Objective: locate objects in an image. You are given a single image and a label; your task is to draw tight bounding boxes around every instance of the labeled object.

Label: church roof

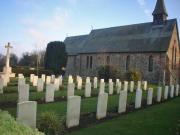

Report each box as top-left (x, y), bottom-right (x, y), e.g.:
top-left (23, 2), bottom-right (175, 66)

top-left (64, 19), bottom-right (177, 55)
top-left (152, 0), bottom-right (168, 16)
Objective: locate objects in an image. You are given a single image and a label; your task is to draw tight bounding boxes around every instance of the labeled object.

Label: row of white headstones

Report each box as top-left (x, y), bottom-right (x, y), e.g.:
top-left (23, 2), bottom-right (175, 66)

top-left (1, 74), bottom-right (180, 129)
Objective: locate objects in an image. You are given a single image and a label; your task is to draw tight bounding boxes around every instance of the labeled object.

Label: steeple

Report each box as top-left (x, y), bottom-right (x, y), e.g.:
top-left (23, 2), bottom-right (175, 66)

top-left (152, 0), bottom-right (168, 24)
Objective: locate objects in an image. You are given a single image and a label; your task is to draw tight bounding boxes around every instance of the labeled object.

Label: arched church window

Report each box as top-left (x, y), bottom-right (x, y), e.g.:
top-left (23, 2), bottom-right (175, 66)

top-left (126, 55), bottom-right (130, 71)
top-left (86, 56), bottom-right (89, 69)
top-left (107, 56), bottom-right (110, 65)
top-left (148, 56), bottom-right (153, 72)
top-left (90, 56), bottom-right (93, 69)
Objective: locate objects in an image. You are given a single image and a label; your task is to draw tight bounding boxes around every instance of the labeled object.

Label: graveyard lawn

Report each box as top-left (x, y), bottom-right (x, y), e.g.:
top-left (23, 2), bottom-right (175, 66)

top-left (67, 97), bottom-right (180, 135)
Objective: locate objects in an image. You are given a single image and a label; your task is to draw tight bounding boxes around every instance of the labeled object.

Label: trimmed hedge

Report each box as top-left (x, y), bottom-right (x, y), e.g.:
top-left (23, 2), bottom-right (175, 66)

top-left (0, 110), bottom-right (43, 135)
top-left (12, 66), bottom-right (53, 77)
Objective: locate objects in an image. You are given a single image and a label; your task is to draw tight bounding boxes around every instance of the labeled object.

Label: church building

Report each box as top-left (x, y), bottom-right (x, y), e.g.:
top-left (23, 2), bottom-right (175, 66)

top-left (64, 0), bottom-right (180, 84)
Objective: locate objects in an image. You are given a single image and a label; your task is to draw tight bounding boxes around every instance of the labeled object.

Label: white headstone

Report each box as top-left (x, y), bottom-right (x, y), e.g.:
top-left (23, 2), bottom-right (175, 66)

top-left (45, 84), bottom-right (55, 102)
top-left (170, 85), bottom-right (174, 98)
top-left (18, 84), bottom-right (29, 103)
top-left (18, 74), bottom-right (24, 79)
top-left (164, 86), bottom-right (169, 100)
top-left (54, 78), bottom-right (60, 91)
top-left (37, 78), bottom-right (44, 92)
top-left (51, 75), bottom-right (55, 83)
top-left (46, 76), bottom-right (51, 84)
top-left (17, 101), bottom-right (37, 128)
top-left (85, 82), bottom-right (91, 97)
top-left (116, 79), bottom-right (120, 87)
top-left (96, 93), bottom-right (108, 120)
top-left (1, 75), bottom-right (9, 86)
top-left (67, 83), bottom-right (75, 97)
top-left (175, 84), bottom-right (179, 96)
top-left (99, 81), bottom-right (105, 94)
top-left (135, 89), bottom-right (142, 109)
top-left (68, 75), bottom-right (73, 84)
top-left (118, 90), bottom-right (127, 113)
top-left (18, 78), bottom-right (26, 88)
top-left (33, 76), bottom-right (38, 86)
top-left (77, 77), bottom-right (82, 90)
top-left (59, 75), bottom-right (63, 87)
top-left (0, 78), bottom-right (4, 94)
top-left (143, 81), bottom-right (148, 90)
top-left (130, 81), bottom-right (134, 92)
top-left (41, 74), bottom-right (46, 82)
top-left (109, 80), bottom-right (114, 95)
top-left (93, 77), bottom-right (98, 89)
top-left (116, 81), bottom-right (122, 94)
top-left (137, 81), bottom-right (141, 90)
top-left (124, 81), bottom-right (128, 91)
top-left (30, 74), bottom-right (34, 83)
top-left (66, 96), bottom-right (81, 128)
top-left (157, 87), bottom-right (162, 102)
top-left (147, 88), bottom-right (153, 105)
top-left (86, 77), bottom-right (91, 83)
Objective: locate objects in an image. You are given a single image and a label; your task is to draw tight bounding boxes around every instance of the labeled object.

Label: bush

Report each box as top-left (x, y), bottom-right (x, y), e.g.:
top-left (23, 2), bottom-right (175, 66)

top-left (97, 65), bottom-right (121, 82)
top-left (38, 112), bottom-right (65, 135)
top-left (12, 66), bottom-right (53, 77)
top-left (0, 110), bottom-right (43, 135)
top-left (126, 70), bottom-right (142, 81)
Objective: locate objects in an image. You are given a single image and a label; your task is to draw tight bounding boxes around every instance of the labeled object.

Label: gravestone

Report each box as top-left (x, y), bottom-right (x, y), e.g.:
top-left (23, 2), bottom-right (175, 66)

top-left (124, 81), bottom-right (128, 91)
top-left (18, 78), bottom-right (26, 88)
top-left (17, 101), bottom-right (37, 128)
top-left (86, 77), bottom-right (91, 83)
top-left (116, 79), bottom-right (120, 87)
top-left (51, 75), bottom-right (55, 83)
top-left (1, 75), bottom-right (9, 87)
top-left (67, 83), bottom-right (75, 97)
top-left (147, 88), bottom-right (153, 105)
top-left (46, 76), bottom-right (51, 84)
top-left (37, 78), bottom-right (44, 92)
top-left (135, 89), bottom-right (142, 109)
top-left (164, 86), bottom-right (169, 100)
top-left (45, 84), bottom-right (55, 102)
top-left (0, 78), bottom-right (4, 94)
top-left (96, 93), bottom-right (108, 120)
top-left (109, 79), bottom-right (114, 95)
top-left (66, 96), bottom-right (81, 128)
top-left (18, 84), bottom-right (29, 103)
top-left (77, 77), bottom-right (82, 90)
top-left (68, 75), bottom-right (73, 84)
top-left (54, 78), bottom-right (60, 91)
top-left (143, 81), bottom-right (148, 90)
top-left (116, 81), bottom-right (122, 94)
top-left (157, 87), bottom-right (162, 102)
top-left (18, 74), bottom-right (24, 79)
top-left (99, 81), bottom-right (105, 94)
top-left (30, 74), bottom-right (34, 83)
top-left (33, 76), bottom-right (38, 86)
top-left (59, 75), bottom-right (63, 87)
top-left (85, 82), bottom-right (91, 97)
top-left (170, 85), bottom-right (175, 98)
top-left (130, 81), bottom-right (134, 92)
top-left (41, 74), bottom-right (46, 82)
top-left (93, 77), bottom-right (98, 89)
top-left (137, 81), bottom-right (141, 89)
top-left (118, 90), bottom-right (127, 113)
top-left (175, 84), bottom-right (179, 96)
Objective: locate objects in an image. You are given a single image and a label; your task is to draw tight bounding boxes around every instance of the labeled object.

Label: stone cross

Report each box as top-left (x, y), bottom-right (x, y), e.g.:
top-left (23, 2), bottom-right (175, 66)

top-left (5, 42), bottom-right (13, 68)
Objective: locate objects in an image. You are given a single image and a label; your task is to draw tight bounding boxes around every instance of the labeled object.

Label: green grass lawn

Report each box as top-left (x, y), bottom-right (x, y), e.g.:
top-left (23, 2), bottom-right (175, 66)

top-left (1, 77), bottom-right (177, 135)
top-left (67, 97), bottom-right (180, 135)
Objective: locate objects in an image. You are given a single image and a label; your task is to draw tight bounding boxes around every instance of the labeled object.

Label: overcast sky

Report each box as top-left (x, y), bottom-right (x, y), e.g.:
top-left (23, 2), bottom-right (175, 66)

top-left (0, 0), bottom-right (180, 57)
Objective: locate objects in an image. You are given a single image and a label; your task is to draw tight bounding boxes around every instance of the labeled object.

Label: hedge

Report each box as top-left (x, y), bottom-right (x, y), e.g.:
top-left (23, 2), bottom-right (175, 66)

top-left (0, 110), bottom-right (43, 135)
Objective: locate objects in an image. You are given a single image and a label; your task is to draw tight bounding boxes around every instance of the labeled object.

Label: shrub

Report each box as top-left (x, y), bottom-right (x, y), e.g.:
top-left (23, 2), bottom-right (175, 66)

top-left (126, 70), bottom-right (142, 81)
top-left (12, 66), bottom-right (53, 77)
top-left (0, 110), bottom-right (43, 135)
top-left (97, 65), bottom-right (121, 82)
top-left (38, 111), bottom-right (65, 135)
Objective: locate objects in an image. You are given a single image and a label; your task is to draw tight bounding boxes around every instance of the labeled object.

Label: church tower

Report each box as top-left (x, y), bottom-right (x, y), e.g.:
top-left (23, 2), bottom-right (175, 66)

top-left (152, 0), bottom-right (168, 24)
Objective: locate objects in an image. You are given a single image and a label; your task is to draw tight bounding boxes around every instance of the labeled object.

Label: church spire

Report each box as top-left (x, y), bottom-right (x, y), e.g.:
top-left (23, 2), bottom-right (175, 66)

top-left (152, 0), bottom-right (168, 24)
